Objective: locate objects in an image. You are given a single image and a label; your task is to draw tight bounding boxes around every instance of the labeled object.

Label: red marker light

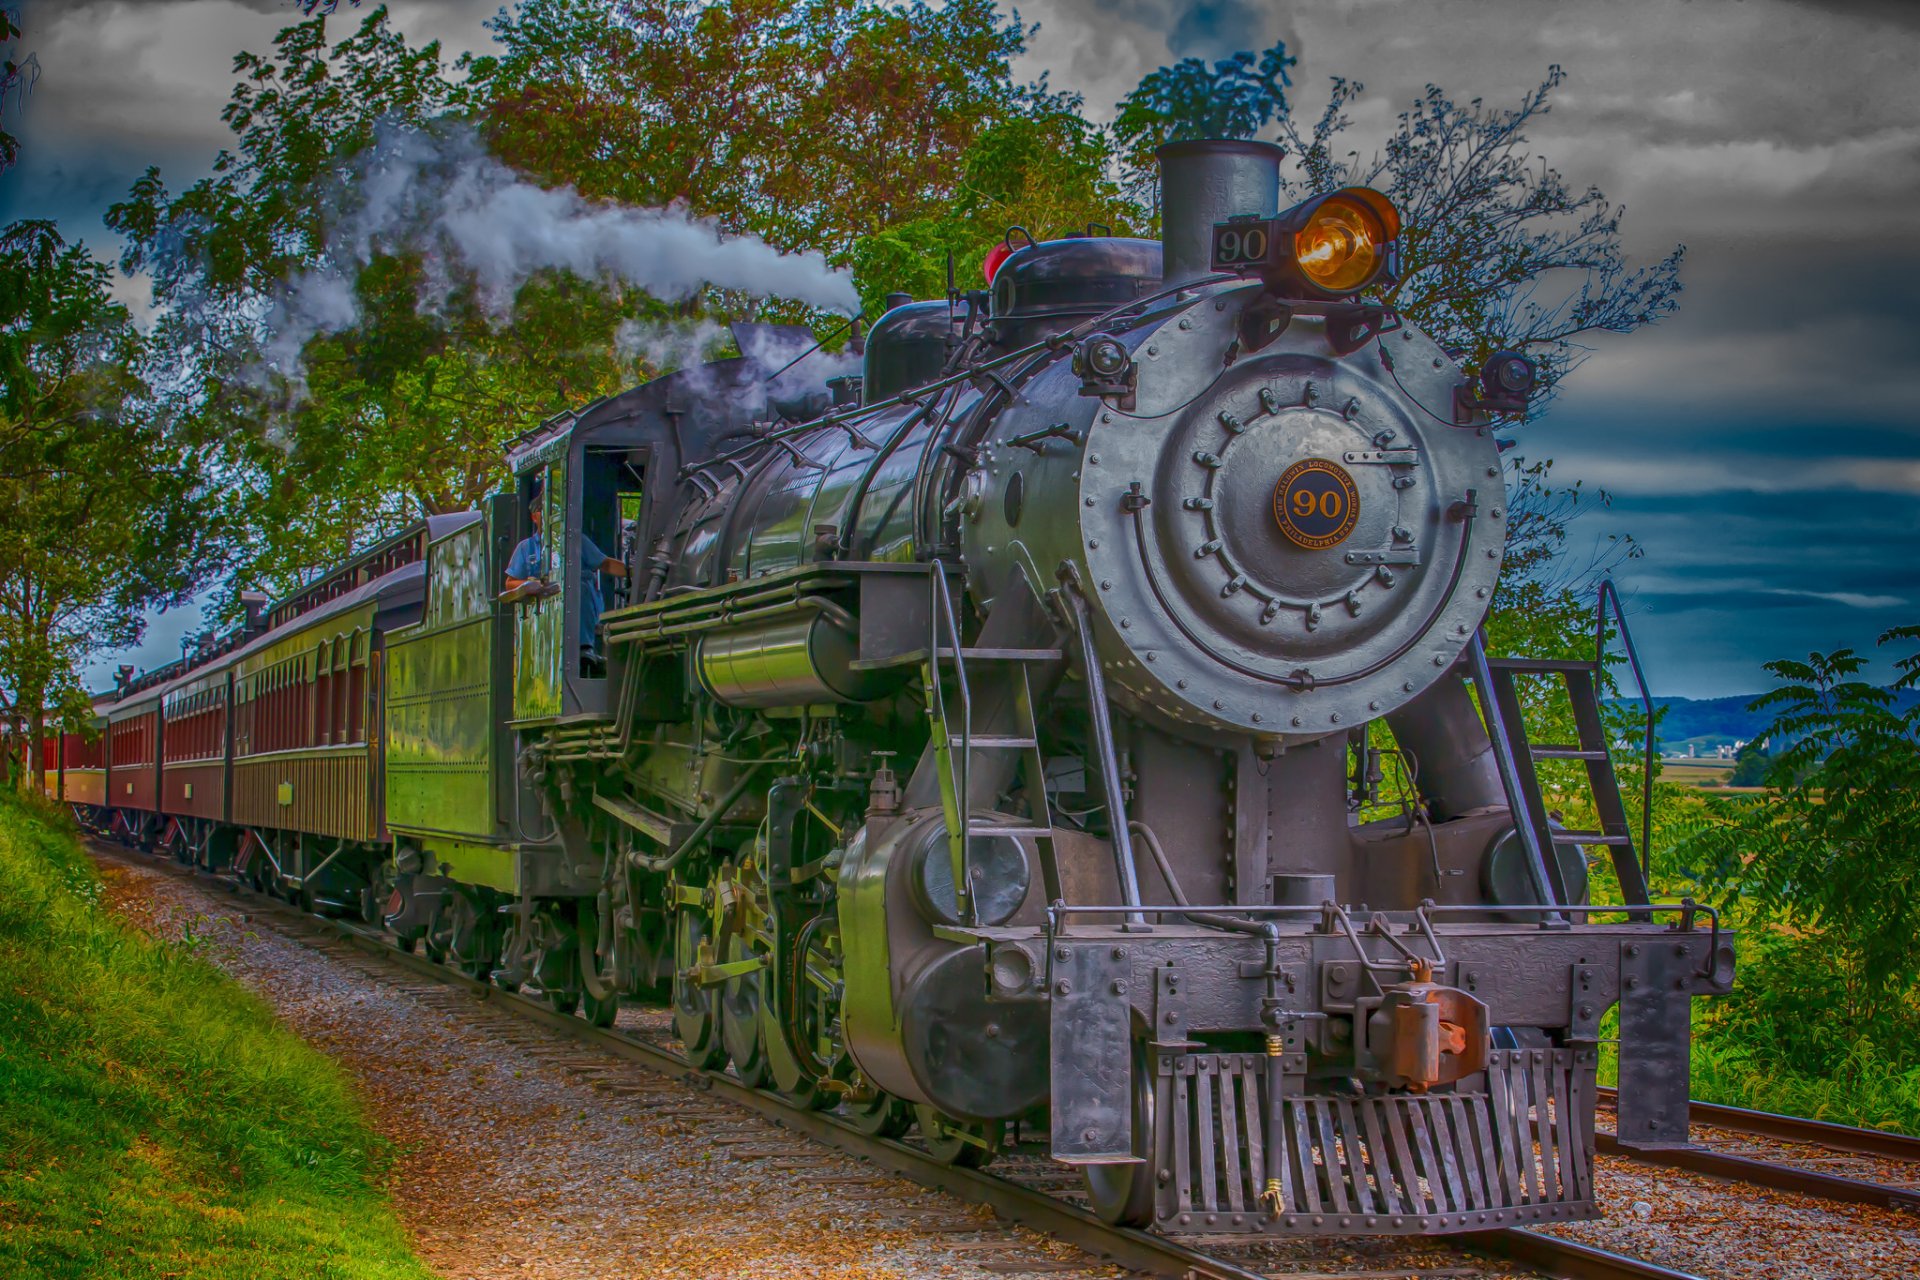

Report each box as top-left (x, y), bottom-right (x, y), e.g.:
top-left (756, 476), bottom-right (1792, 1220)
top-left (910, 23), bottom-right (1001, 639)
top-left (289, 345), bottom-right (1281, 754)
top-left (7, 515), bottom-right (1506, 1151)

top-left (982, 241), bottom-right (1014, 285)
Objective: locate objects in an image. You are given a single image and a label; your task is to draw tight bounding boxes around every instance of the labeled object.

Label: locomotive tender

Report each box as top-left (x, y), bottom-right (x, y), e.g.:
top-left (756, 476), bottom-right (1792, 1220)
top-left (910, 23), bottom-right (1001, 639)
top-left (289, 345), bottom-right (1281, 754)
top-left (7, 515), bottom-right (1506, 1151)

top-left (55, 140), bottom-right (1733, 1237)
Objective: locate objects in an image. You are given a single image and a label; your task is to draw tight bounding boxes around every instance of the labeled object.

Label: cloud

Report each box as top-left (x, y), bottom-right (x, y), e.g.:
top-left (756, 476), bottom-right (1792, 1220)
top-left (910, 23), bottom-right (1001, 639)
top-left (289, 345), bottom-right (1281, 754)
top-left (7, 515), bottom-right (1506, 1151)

top-left (55, 0), bottom-right (293, 12)
top-left (1539, 455), bottom-right (1920, 498)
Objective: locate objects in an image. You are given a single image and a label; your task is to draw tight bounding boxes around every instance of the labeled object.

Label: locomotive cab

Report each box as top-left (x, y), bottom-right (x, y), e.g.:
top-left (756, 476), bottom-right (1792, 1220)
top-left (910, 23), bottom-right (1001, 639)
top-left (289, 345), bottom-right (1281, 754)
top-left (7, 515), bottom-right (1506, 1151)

top-left (505, 413), bottom-right (659, 719)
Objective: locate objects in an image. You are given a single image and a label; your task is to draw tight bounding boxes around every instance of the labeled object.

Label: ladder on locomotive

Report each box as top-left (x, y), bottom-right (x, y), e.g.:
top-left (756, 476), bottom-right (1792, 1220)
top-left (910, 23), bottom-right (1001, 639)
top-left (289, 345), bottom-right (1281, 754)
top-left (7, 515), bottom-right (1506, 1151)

top-left (923, 563), bottom-right (1061, 925)
top-left (1474, 578), bottom-right (1656, 907)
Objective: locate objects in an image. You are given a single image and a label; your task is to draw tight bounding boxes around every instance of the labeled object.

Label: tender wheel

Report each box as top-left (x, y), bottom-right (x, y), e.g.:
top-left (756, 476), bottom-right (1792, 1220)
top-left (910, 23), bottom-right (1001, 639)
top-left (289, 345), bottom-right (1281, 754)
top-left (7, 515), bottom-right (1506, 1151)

top-left (444, 893), bottom-right (500, 982)
top-left (529, 908), bottom-right (582, 1015)
top-left (1083, 1037), bottom-right (1160, 1227)
top-left (720, 930), bottom-right (769, 1088)
top-left (844, 1091), bottom-right (912, 1138)
top-left (914, 1103), bottom-right (1002, 1169)
top-left (672, 898), bottom-right (727, 1070)
top-left (575, 909), bottom-right (620, 1028)
top-left (533, 942), bottom-right (580, 1015)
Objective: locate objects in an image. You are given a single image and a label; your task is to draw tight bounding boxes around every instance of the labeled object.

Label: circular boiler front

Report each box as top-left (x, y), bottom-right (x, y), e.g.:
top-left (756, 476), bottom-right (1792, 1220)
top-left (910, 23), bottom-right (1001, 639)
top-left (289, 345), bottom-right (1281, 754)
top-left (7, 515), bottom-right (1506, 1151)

top-left (965, 285), bottom-right (1508, 741)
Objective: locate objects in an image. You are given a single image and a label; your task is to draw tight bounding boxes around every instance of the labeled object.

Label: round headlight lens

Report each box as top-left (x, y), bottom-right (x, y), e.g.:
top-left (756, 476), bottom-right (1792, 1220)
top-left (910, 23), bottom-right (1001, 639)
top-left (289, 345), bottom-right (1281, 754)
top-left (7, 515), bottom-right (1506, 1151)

top-left (1083, 335), bottom-right (1129, 378)
top-left (1293, 191), bottom-right (1398, 294)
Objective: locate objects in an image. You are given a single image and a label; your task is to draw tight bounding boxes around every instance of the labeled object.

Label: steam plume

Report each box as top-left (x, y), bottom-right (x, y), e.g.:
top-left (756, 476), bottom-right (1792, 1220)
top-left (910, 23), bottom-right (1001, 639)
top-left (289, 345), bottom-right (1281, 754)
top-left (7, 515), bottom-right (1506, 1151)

top-left (265, 122), bottom-right (858, 373)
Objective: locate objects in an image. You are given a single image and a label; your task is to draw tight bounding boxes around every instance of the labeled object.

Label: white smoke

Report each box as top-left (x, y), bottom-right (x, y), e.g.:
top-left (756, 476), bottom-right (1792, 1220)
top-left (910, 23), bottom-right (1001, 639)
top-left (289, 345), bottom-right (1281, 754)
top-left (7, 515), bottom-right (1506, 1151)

top-left (612, 317), bottom-right (734, 374)
top-left (735, 323), bottom-right (862, 388)
top-left (263, 122), bottom-right (859, 375)
top-left (609, 317), bottom-right (864, 423)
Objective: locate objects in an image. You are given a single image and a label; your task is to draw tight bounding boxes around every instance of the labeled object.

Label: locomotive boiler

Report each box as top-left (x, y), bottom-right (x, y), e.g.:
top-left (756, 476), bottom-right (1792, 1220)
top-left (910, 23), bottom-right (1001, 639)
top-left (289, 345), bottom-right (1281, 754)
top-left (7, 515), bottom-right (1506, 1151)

top-left (67, 139), bottom-right (1733, 1238)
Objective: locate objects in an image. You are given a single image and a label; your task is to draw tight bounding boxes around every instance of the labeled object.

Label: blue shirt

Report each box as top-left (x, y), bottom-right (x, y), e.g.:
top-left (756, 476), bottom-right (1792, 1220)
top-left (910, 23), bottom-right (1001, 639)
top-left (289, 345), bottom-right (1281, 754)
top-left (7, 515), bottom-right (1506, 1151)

top-left (508, 532), bottom-right (611, 648)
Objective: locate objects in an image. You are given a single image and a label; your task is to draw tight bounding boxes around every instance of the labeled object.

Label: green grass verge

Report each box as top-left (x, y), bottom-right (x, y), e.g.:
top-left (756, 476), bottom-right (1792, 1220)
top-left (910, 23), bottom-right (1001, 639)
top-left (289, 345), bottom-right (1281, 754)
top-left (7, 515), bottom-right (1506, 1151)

top-left (0, 793), bottom-right (437, 1279)
top-left (1597, 1000), bottom-right (1920, 1137)
top-left (1688, 1032), bottom-right (1920, 1135)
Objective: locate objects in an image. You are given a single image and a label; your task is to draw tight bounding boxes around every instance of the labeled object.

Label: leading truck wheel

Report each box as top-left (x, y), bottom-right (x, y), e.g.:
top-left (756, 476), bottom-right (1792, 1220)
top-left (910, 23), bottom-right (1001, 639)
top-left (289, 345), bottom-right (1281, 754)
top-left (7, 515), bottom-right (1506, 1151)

top-left (844, 1091), bottom-right (912, 1138)
top-left (913, 1104), bottom-right (1003, 1169)
top-left (672, 897), bottom-right (727, 1070)
top-left (1082, 1037), bottom-right (1160, 1227)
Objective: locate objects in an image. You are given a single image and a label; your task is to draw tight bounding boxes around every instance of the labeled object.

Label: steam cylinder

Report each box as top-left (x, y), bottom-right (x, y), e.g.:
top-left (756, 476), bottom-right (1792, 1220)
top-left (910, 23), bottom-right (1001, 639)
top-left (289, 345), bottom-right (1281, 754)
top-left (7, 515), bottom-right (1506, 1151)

top-left (1157, 139), bottom-right (1285, 284)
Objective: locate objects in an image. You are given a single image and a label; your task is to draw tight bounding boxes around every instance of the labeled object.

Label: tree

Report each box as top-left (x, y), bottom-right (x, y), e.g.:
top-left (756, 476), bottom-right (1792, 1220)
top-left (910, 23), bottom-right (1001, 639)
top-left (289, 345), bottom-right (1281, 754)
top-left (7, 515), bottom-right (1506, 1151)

top-left (1727, 737), bottom-right (1768, 788)
top-left (109, 1), bottom-right (1144, 602)
top-left (1116, 59), bottom-right (1681, 409)
top-left (473, 0), bottom-right (1142, 315)
top-left (1679, 627), bottom-right (1920, 1060)
top-left (473, 0), bottom-right (1050, 260)
top-left (108, 9), bottom-right (681, 598)
top-left (1112, 43), bottom-right (1295, 204)
top-left (0, 222), bottom-right (213, 789)
top-left (846, 109), bottom-right (1141, 315)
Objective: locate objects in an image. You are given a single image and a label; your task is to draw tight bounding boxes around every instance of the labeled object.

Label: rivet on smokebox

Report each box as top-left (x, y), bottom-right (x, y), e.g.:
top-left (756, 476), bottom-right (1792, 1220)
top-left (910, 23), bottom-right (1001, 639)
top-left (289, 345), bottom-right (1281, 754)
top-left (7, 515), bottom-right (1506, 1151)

top-left (1055, 980), bottom-right (1073, 995)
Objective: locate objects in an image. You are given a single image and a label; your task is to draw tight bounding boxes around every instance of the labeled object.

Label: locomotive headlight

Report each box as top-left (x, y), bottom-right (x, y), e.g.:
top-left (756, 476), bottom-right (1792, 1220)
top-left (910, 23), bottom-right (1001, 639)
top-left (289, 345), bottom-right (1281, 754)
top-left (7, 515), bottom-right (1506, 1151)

top-left (1212, 187), bottom-right (1401, 300)
top-left (1295, 193), bottom-right (1396, 293)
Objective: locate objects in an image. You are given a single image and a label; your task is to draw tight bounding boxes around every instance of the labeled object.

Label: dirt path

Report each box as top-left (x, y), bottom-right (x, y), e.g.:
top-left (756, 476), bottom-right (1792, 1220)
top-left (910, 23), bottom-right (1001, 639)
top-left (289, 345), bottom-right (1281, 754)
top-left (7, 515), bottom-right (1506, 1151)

top-left (92, 849), bottom-right (1108, 1280)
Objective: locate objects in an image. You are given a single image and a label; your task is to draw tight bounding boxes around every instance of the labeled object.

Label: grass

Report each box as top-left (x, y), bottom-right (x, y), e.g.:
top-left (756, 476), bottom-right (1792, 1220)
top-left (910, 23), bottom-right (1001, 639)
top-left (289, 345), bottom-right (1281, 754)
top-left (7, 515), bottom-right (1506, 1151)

top-left (0, 791), bottom-right (437, 1280)
top-left (1596, 965), bottom-right (1920, 1138)
top-left (1688, 1033), bottom-right (1920, 1135)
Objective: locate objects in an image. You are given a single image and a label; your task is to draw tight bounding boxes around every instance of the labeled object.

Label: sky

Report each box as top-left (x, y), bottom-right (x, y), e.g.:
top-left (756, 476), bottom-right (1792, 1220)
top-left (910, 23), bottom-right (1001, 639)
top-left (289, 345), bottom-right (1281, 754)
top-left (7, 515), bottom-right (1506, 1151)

top-left (4, 0), bottom-right (1916, 698)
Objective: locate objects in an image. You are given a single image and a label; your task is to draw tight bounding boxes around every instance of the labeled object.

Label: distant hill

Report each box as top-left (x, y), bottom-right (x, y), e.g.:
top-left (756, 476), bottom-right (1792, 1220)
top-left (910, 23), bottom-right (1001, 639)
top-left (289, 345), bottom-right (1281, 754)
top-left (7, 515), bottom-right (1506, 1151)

top-left (1614, 688), bottom-right (1920, 752)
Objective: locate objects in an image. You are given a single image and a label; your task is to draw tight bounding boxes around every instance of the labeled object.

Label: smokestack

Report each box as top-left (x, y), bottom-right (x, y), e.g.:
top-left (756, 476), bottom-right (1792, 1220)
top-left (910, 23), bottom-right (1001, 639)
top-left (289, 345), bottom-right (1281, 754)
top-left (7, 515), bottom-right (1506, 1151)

top-left (1157, 139), bottom-right (1285, 286)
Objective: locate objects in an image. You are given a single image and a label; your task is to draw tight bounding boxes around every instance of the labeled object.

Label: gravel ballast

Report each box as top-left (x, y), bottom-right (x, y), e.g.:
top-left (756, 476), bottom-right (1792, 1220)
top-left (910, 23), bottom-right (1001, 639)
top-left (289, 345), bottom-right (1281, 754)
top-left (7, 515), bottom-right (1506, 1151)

top-left (92, 849), bottom-right (1105, 1280)
top-left (91, 845), bottom-right (1920, 1280)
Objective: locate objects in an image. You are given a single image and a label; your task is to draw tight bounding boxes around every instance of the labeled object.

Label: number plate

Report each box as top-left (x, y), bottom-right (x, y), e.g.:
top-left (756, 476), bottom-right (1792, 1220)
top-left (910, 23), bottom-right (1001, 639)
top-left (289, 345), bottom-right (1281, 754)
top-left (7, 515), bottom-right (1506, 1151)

top-left (1212, 218), bottom-right (1279, 271)
top-left (1274, 458), bottom-right (1361, 550)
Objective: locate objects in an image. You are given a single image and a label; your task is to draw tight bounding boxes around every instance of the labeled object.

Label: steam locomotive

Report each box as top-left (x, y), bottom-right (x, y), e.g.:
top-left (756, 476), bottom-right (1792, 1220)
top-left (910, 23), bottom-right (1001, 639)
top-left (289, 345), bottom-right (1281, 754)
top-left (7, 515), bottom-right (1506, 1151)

top-left (49, 140), bottom-right (1732, 1236)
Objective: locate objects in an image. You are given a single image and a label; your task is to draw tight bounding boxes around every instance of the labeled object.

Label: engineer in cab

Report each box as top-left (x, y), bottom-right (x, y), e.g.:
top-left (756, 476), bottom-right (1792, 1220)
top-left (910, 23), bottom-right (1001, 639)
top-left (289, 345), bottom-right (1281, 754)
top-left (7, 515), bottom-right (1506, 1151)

top-left (502, 478), bottom-right (628, 674)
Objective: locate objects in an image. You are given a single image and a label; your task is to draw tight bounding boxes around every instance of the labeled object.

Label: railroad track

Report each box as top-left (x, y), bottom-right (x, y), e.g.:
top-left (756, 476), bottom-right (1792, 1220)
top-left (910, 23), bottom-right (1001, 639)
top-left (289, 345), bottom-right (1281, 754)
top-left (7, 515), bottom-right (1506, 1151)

top-left (1595, 1086), bottom-right (1920, 1214)
top-left (93, 839), bottom-right (1705, 1280)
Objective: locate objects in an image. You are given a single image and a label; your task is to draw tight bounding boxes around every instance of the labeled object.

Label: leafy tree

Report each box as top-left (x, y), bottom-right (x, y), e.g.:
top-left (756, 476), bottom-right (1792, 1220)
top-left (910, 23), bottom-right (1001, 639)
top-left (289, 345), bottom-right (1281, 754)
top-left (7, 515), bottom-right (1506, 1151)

top-left (107, 9), bottom-right (675, 598)
top-left (1680, 627), bottom-right (1920, 1056)
top-left (846, 110), bottom-right (1141, 315)
top-left (1112, 43), bottom-right (1295, 200)
top-left (475, 0), bottom-right (1137, 315)
top-left (474, 0), bottom-right (1045, 258)
top-left (0, 222), bottom-right (214, 788)
top-left (109, 1), bottom-right (1146, 600)
top-left (1727, 737), bottom-right (1769, 788)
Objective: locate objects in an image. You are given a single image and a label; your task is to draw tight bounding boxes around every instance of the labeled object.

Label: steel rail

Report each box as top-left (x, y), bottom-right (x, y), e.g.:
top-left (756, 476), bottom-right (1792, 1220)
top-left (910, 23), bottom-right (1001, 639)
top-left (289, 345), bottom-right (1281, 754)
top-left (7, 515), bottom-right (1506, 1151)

top-left (1595, 1131), bottom-right (1920, 1214)
top-left (1593, 1085), bottom-right (1920, 1212)
top-left (92, 839), bottom-right (1701, 1280)
top-left (1596, 1085), bottom-right (1920, 1162)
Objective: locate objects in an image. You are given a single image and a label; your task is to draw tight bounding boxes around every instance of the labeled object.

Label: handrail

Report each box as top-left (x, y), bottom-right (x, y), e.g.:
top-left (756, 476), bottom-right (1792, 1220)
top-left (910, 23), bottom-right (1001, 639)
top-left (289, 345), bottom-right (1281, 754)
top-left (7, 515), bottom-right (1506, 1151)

top-left (1595, 578), bottom-right (1655, 885)
top-left (1469, 629), bottom-right (1568, 920)
top-left (926, 561), bottom-right (976, 924)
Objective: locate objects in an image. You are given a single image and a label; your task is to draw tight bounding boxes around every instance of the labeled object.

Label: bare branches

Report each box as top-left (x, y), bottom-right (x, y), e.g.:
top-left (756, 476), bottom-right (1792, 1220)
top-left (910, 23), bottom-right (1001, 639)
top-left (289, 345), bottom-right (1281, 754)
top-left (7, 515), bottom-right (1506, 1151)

top-left (1274, 67), bottom-right (1683, 410)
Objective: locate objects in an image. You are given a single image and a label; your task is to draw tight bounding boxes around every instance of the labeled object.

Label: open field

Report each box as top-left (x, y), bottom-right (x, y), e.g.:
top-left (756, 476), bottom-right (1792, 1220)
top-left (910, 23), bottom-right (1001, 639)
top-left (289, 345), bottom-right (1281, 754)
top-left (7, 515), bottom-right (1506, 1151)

top-left (1656, 759), bottom-right (1767, 792)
